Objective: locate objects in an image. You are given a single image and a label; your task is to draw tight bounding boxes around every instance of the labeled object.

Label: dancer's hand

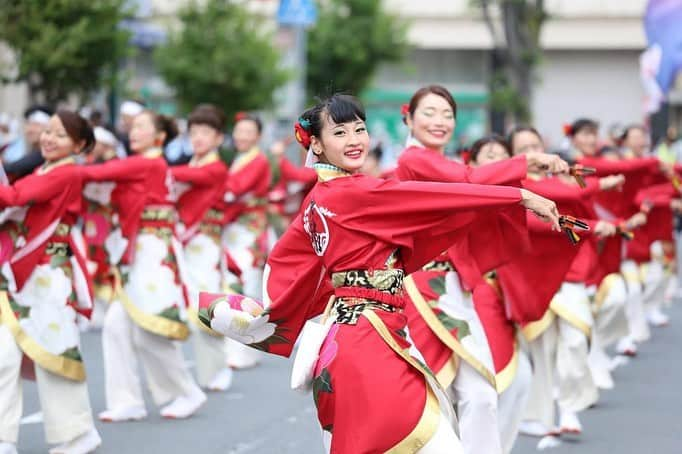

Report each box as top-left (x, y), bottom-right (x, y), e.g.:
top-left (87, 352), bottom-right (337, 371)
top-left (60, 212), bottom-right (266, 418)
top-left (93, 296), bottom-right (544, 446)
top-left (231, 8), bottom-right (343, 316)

top-left (526, 152), bottom-right (570, 174)
top-left (594, 221), bottom-right (617, 237)
top-left (599, 174), bottom-right (625, 191)
top-left (202, 294), bottom-right (276, 345)
top-left (521, 189), bottom-right (561, 231)
top-left (625, 212), bottom-right (647, 229)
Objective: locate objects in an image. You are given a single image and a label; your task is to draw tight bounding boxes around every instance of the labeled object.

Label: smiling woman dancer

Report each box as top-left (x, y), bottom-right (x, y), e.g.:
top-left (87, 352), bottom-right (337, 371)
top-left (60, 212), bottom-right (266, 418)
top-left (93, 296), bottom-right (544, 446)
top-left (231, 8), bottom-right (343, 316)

top-left (0, 110), bottom-right (101, 454)
top-left (197, 94), bottom-right (561, 453)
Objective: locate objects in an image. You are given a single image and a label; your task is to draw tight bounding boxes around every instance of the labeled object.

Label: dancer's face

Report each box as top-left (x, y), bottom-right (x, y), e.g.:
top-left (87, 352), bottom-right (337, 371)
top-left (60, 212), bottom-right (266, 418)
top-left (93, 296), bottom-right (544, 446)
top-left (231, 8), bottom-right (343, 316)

top-left (40, 115), bottom-right (79, 161)
top-left (472, 142), bottom-right (510, 166)
top-left (407, 93), bottom-right (455, 152)
top-left (512, 131), bottom-right (545, 155)
top-left (232, 119), bottom-right (260, 153)
top-left (312, 113), bottom-right (369, 173)
top-left (190, 124), bottom-right (223, 157)
top-left (572, 127), bottom-right (598, 156)
top-left (129, 113), bottom-right (164, 153)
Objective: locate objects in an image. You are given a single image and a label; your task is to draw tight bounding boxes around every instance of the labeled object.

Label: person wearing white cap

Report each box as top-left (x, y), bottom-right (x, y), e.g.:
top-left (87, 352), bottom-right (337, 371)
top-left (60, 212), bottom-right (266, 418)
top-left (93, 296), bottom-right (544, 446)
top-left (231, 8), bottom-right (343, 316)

top-left (2, 106), bottom-right (51, 174)
top-left (117, 100), bottom-right (144, 155)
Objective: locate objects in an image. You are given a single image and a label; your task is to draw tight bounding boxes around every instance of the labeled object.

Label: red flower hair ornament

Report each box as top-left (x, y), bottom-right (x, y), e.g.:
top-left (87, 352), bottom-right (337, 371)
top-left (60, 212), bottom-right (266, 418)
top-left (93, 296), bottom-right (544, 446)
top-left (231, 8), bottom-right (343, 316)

top-left (563, 123), bottom-right (574, 137)
top-left (235, 111), bottom-right (248, 122)
top-left (400, 103), bottom-right (410, 125)
top-left (294, 118), bottom-right (312, 149)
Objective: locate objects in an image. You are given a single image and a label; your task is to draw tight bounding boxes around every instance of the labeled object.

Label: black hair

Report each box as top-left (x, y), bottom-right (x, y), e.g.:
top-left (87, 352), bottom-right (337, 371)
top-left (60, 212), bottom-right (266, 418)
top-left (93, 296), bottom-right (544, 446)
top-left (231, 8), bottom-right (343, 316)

top-left (55, 109), bottom-right (95, 154)
top-left (141, 110), bottom-right (178, 147)
top-left (24, 104), bottom-right (53, 119)
top-left (235, 112), bottom-right (263, 134)
top-left (620, 124), bottom-right (647, 143)
top-left (470, 134), bottom-right (511, 164)
top-left (569, 118), bottom-right (599, 137)
top-left (407, 85), bottom-right (457, 121)
top-left (299, 94), bottom-right (366, 140)
top-left (507, 125), bottom-right (541, 150)
top-left (189, 104), bottom-right (226, 132)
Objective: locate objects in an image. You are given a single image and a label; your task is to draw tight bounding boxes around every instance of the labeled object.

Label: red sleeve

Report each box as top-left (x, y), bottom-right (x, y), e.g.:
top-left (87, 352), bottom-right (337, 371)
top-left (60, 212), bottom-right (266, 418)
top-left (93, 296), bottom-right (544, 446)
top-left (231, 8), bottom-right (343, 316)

top-left (635, 182), bottom-right (677, 207)
top-left (280, 157), bottom-right (317, 185)
top-left (579, 156), bottom-right (659, 176)
top-left (81, 157), bottom-right (149, 183)
top-left (0, 168), bottom-right (74, 207)
top-left (396, 147), bottom-right (527, 185)
top-left (200, 219), bottom-right (332, 357)
top-left (522, 177), bottom-right (599, 203)
top-left (171, 162), bottom-right (227, 188)
top-left (226, 157), bottom-right (270, 196)
top-left (333, 176), bottom-right (523, 273)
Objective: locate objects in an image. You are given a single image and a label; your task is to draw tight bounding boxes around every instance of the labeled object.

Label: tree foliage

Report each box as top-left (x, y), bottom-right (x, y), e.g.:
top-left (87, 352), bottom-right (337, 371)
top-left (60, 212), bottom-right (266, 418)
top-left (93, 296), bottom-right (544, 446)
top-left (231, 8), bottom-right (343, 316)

top-left (0, 0), bottom-right (131, 106)
top-left (155, 0), bottom-right (288, 120)
top-left (472, 0), bottom-right (548, 122)
top-left (306, 0), bottom-right (409, 99)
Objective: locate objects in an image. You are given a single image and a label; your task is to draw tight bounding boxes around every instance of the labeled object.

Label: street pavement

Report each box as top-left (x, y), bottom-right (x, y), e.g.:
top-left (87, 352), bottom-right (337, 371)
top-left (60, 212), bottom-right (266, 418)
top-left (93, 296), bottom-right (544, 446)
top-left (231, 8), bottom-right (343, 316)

top-left (14, 301), bottom-right (682, 453)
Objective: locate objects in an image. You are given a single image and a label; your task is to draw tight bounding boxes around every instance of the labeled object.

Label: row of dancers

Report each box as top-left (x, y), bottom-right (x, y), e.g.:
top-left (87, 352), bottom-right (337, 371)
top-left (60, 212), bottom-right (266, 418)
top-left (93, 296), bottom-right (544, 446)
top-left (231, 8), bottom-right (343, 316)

top-left (0, 85), bottom-right (678, 454)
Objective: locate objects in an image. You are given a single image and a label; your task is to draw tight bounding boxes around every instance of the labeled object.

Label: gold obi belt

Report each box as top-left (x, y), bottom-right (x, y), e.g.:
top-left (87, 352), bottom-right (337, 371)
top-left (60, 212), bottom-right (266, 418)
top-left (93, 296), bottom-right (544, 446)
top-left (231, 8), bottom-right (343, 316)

top-left (330, 269), bottom-right (405, 324)
top-left (140, 205), bottom-right (176, 228)
top-left (46, 223), bottom-right (72, 257)
top-left (422, 259), bottom-right (456, 272)
top-left (198, 208), bottom-right (225, 238)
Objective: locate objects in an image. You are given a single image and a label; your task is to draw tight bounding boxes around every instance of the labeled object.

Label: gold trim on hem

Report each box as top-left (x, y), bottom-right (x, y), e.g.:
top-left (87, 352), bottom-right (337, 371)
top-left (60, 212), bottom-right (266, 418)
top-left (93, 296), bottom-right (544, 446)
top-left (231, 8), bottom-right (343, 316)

top-left (0, 292), bottom-right (86, 382)
top-left (549, 300), bottom-right (591, 338)
top-left (495, 345), bottom-right (518, 394)
top-left (593, 273), bottom-right (619, 312)
top-left (404, 276), bottom-right (496, 388)
top-left (434, 354), bottom-right (459, 389)
top-left (521, 309), bottom-right (555, 342)
top-left (117, 284), bottom-right (190, 341)
top-left (362, 309), bottom-right (441, 453)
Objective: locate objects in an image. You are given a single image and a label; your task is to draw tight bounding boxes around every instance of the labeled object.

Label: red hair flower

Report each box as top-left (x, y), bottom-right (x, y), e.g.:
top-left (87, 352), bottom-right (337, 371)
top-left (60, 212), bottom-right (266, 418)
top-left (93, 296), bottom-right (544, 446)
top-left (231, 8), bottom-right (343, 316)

top-left (294, 121), bottom-right (312, 149)
top-left (235, 111), bottom-right (248, 122)
top-left (400, 103), bottom-right (410, 117)
top-left (562, 123), bottom-right (574, 137)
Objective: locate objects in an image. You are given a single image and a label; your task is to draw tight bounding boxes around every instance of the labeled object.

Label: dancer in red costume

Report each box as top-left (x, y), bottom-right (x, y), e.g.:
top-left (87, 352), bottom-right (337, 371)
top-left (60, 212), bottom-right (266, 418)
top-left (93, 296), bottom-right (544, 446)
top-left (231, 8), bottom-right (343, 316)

top-left (198, 94), bottom-right (561, 453)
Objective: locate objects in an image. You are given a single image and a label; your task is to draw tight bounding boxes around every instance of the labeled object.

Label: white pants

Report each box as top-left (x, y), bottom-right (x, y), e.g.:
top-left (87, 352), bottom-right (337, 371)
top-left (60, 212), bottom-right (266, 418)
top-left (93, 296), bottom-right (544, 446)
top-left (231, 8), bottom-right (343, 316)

top-left (621, 260), bottom-right (650, 342)
top-left (191, 325), bottom-right (228, 387)
top-left (642, 261), bottom-right (667, 317)
top-left (102, 300), bottom-right (201, 410)
top-left (525, 316), bottom-right (598, 428)
top-left (498, 351), bottom-right (532, 454)
top-left (448, 360), bottom-right (502, 454)
top-left (593, 275), bottom-right (629, 347)
top-left (0, 325), bottom-right (95, 444)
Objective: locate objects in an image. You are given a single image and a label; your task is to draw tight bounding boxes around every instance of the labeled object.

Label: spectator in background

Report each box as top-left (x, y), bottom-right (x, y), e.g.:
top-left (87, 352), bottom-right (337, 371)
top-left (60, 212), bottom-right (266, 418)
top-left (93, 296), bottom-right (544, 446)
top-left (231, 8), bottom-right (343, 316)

top-left (2, 105), bottom-right (51, 165)
top-left (117, 100), bottom-right (144, 155)
top-left (620, 124), bottom-right (651, 158)
top-left (655, 126), bottom-right (682, 164)
top-left (3, 105), bottom-right (53, 181)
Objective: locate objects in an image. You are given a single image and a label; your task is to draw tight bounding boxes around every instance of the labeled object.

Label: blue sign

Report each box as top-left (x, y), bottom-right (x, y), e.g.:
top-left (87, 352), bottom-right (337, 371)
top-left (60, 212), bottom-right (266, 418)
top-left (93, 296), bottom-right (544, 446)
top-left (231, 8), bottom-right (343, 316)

top-left (277, 0), bottom-right (317, 27)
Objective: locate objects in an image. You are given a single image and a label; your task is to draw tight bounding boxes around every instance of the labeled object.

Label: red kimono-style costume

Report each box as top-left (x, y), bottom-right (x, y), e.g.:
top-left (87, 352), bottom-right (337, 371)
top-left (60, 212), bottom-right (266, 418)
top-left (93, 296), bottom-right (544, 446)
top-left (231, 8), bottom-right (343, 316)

top-left (0, 158), bottom-right (93, 381)
top-left (221, 147), bottom-right (272, 299)
top-left (199, 163), bottom-right (525, 453)
top-left (80, 155), bottom-right (125, 306)
top-left (171, 151), bottom-right (235, 388)
top-left (81, 149), bottom-right (189, 340)
top-left (0, 157), bottom-right (100, 446)
top-left (395, 145), bottom-right (529, 391)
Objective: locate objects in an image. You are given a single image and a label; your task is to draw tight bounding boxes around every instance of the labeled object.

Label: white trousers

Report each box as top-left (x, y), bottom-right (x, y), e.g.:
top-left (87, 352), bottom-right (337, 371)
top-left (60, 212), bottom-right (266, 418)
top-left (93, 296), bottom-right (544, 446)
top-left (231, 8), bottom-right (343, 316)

top-left (498, 351), bottom-right (532, 454)
top-left (525, 316), bottom-right (598, 428)
top-left (102, 300), bottom-right (201, 410)
top-left (191, 325), bottom-right (228, 388)
top-left (593, 275), bottom-right (629, 347)
top-left (621, 260), bottom-right (650, 342)
top-left (0, 325), bottom-right (95, 445)
top-left (448, 360), bottom-right (502, 454)
top-left (642, 260), bottom-right (667, 317)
